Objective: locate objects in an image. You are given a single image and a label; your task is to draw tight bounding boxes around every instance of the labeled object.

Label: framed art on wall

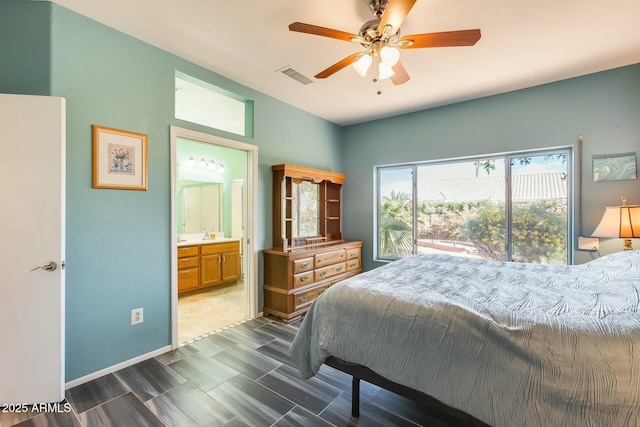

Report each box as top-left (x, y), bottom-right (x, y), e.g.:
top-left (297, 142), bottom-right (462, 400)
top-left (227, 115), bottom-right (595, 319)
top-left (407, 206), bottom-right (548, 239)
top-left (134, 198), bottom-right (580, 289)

top-left (92, 125), bottom-right (148, 190)
top-left (592, 152), bottom-right (637, 182)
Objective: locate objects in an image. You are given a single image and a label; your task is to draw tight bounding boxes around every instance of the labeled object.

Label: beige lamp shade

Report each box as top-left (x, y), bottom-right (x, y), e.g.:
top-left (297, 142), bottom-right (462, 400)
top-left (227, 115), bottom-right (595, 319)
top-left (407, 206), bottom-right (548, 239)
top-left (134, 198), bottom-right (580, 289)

top-left (592, 199), bottom-right (640, 250)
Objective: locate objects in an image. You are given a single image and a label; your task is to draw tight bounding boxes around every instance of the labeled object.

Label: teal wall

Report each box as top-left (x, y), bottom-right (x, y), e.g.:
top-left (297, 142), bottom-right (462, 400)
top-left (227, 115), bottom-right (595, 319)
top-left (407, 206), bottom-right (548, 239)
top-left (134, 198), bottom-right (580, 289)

top-left (341, 64), bottom-right (640, 271)
top-left (1, 1), bottom-right (342, 382)
top-left (0, 1), bottom-right (52, 95)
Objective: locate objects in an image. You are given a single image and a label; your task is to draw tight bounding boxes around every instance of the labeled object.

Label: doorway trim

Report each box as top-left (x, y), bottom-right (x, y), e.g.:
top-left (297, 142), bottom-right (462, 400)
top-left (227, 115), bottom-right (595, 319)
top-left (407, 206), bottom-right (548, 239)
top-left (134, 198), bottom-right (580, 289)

top-left (170, 126), bottom-right (258, 348)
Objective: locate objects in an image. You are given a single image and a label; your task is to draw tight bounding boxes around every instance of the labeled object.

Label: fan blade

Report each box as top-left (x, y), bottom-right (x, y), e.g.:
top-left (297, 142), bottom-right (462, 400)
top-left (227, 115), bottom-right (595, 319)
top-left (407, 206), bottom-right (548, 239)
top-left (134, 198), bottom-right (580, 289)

top-left (315, 52), bottom-right (363, 79)
top-left (289, 22), bottom-right (359, 42)
top-left (399, 29), bottom-right (481, 48)
top-left (391, 61), bottom-right (410, 85)
top-left (378, 0), bottom-right (417, 37)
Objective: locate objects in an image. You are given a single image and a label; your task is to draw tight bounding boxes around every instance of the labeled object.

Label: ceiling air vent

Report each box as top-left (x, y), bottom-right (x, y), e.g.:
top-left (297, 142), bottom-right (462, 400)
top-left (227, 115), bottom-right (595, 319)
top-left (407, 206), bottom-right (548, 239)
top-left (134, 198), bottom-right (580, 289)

top-left (277, 66), bottom-right (313, 85)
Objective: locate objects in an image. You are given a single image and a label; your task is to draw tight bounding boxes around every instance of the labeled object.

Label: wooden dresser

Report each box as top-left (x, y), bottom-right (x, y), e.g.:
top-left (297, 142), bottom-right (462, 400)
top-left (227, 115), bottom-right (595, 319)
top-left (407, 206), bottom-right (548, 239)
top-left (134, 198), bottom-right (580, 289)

top-left (263, 241), bottom-right (362, 323)
top-left (263, 163), bottom-right (362, 323)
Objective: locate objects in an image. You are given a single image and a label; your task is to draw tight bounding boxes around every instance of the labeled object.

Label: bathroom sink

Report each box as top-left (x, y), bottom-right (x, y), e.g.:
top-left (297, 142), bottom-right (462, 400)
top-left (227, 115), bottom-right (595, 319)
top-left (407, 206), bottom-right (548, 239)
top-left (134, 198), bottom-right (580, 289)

top-left (177, 236), bottom-right (238, 246)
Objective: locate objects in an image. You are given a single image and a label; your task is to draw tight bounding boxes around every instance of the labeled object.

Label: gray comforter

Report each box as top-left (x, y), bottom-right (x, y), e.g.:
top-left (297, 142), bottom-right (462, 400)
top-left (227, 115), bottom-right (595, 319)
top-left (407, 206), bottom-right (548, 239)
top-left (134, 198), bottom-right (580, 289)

top-left (290, 251), bottom-right (640, 426)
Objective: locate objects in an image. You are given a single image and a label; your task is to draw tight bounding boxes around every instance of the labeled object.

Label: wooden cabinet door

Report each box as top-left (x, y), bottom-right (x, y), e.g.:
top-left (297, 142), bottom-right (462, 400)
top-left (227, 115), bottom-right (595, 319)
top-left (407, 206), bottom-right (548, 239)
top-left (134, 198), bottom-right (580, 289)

top-left (221, 251), bottom-right (240, 282)
top-left (201, 253), bottom-right (221, 286)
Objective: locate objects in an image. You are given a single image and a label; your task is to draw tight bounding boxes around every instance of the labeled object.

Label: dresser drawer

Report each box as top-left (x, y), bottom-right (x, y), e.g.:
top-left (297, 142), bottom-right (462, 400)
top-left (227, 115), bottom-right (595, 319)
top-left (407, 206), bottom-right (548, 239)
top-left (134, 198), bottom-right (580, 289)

top-left (315, 262), bottom-right (346, 281)
top-left (293, 271), bottom-right (314, 288)
top-left (294, 283), bottom-right (330, 311)
top-left (346, 247), bottom-right (360, 260)
top-left (345, 257), bottom-right (360, 271)
top-left (177, 245), bottom-right (199, 258)
top-left (178, 256), bottom-right (198, 269)
top-left (293, 257), bottom-right (314, 274)
top-left (315, 249), bottom-right (345, 268)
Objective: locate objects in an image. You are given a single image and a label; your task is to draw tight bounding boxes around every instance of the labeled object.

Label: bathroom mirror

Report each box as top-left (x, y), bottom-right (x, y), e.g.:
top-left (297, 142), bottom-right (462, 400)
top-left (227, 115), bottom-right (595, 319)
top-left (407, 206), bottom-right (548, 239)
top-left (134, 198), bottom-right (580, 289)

top-left (181, 182), bottom-right (223, 234)
top-left (288, 179), bottom-right (319, 238)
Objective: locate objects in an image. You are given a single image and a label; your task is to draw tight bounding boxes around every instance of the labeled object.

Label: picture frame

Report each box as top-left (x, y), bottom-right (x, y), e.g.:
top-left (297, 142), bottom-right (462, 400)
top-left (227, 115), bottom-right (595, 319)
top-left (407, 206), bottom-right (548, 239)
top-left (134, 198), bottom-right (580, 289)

top-left (592, 152), bottom-right (637, 182)
top-left (92, 125), bottom-right (148, 190)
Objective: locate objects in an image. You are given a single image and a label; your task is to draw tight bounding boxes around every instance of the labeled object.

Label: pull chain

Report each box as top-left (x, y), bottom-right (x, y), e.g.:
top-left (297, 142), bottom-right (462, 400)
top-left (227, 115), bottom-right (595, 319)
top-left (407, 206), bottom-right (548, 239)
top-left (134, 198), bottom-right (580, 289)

top-left (373, 58), bottom-right (382, 95)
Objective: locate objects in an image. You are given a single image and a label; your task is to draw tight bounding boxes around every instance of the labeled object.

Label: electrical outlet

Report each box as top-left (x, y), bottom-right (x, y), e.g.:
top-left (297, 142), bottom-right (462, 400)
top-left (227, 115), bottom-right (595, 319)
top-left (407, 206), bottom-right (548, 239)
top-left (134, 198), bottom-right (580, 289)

top-left (131, 308), bottom-right (143, 325)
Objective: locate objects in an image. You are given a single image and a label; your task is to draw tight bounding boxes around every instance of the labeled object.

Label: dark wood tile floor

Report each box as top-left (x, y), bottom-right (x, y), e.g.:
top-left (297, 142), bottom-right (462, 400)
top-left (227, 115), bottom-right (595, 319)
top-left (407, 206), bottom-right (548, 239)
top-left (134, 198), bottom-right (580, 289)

top-left (1, 317), bottom-right (470, 427)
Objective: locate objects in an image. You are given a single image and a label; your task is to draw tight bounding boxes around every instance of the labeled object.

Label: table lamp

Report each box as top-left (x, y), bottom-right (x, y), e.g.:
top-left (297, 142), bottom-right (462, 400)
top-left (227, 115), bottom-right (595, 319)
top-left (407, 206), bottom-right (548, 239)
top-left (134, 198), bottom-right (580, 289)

top-left (591, 196), bottom-right (640, 250)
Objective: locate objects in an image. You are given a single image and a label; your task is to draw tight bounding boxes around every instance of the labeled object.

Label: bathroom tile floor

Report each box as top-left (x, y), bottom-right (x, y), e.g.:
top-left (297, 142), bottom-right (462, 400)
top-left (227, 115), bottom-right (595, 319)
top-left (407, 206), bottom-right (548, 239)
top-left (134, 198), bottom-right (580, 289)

top-left (178, 281), bottom-right (248, 343)
top-left (2, 318), bottom-right (470, 427)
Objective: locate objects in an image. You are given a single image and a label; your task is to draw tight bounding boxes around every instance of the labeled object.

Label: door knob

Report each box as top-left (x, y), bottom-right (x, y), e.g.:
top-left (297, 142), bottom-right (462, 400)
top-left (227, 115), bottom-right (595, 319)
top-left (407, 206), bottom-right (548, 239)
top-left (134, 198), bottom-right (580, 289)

top-left (28, 261), bottom-right (57, 272)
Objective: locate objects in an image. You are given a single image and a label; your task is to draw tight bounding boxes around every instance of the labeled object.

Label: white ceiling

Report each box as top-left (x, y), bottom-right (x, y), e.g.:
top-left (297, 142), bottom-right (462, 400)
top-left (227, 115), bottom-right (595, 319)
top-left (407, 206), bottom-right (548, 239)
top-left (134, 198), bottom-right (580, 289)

top-left (48, 0), bottom-right (640, 126)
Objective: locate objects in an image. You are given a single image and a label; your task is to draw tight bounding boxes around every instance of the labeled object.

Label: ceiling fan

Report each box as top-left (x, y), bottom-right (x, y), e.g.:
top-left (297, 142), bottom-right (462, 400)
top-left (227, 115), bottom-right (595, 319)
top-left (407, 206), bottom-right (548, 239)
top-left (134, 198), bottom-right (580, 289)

top-left (289, 0), bottom-right (481, 89)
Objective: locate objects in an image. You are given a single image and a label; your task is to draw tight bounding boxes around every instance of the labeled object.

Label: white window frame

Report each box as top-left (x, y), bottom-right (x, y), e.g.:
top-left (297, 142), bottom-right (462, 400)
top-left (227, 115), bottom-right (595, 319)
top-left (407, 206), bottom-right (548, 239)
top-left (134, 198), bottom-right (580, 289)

top-left (374, 147), bottom-right (574, 264)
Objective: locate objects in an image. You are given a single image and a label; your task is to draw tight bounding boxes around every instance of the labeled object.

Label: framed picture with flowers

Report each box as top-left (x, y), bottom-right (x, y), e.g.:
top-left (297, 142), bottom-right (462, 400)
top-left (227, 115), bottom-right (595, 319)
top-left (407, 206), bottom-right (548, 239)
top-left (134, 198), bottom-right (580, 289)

top-left (92, 125), bottom-right (148, 190)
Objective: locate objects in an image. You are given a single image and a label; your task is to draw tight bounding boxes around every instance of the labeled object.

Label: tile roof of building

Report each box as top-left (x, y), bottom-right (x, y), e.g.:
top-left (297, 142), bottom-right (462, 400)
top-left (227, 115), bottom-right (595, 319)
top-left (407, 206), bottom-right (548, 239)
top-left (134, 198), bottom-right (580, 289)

top-left (418, 172), bottom-right (568, 202)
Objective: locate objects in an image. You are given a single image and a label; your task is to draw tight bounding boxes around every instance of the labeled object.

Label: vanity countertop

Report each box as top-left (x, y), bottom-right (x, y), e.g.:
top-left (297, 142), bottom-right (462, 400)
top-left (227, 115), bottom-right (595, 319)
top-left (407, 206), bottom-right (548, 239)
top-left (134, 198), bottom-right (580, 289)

top-left (177, 237), bottom-right (240, 247)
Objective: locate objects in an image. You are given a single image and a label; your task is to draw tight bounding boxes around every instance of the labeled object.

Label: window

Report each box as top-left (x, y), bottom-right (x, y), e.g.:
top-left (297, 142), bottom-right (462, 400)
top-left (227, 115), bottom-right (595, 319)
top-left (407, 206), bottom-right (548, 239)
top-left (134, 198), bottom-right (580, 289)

top-left (376, 149), bottom-right (572, 264)
top-left (175, 71), bottom-right (254, 137)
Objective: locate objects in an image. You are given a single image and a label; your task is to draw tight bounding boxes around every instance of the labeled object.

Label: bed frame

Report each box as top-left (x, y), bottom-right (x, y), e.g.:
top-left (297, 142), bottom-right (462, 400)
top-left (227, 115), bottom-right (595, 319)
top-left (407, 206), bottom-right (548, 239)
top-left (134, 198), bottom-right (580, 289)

top-left (325, 357), bottom-right (490, 426)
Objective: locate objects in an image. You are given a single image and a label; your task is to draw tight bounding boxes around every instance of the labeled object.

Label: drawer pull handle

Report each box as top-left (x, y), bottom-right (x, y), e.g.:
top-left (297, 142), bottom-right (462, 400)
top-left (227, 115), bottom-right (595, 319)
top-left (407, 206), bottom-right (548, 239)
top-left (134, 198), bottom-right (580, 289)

top-left (350, 252), bottom-right (356, 256)
top-left (300, 276), bottom-right (309, 282)
top-left (350, 263), bottom-right (356, 268)
top-left (299, 295), bottom-right (308, 303)
top-left (319, 271), bottom-right (327, 277)
top-left (336, 266), bottom-right (343, 272)
top-left (301, 262), bottom-right (308, 268)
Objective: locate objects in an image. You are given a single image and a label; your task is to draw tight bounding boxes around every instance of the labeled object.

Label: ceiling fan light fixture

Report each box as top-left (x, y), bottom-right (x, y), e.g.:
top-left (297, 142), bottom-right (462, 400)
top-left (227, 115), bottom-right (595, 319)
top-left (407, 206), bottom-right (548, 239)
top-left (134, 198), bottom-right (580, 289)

top-left (380, 46), bottom-right (400, 66)
top-left (353, 53), bottom-right (373, 76)
top-left (378, 62), bottom-right (395, 80)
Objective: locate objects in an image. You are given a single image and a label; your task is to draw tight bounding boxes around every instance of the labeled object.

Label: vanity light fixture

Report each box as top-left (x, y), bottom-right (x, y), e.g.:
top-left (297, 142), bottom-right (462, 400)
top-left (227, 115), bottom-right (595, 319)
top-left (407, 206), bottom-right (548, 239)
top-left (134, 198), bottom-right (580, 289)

top-left (205, 159), bottom-right (226, 174)
top-left (186, 156), bottom-right (225, 173)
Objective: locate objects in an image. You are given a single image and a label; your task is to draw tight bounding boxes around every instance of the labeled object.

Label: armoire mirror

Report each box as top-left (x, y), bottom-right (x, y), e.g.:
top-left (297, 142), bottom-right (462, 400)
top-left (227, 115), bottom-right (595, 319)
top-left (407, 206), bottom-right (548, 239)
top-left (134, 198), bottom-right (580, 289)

top-left (288, 179), bottom-right (319, 239)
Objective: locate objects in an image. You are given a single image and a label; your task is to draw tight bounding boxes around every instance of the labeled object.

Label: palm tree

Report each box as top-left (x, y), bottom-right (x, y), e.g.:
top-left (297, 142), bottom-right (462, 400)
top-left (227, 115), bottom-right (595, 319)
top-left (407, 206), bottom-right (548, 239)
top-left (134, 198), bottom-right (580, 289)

top-left (379, 191), bottom-right (413, 258)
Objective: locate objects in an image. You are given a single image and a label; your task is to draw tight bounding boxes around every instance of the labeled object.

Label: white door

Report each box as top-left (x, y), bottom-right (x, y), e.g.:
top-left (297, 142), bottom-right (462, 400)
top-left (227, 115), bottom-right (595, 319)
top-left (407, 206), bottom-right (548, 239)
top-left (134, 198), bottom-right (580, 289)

top-left (0, 94), bottom-right (66, 403)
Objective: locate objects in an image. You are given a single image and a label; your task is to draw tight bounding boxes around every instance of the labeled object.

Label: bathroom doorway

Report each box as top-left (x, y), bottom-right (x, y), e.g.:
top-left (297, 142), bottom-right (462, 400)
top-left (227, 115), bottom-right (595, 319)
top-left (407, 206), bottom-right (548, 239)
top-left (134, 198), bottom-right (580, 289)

top-left (170, 126), bottom-right (258, 347)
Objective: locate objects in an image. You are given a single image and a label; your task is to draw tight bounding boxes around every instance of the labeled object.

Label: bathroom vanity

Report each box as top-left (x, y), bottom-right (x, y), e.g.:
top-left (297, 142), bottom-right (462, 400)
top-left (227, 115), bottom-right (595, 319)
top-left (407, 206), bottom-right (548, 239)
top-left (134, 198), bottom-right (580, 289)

top-left (177, 237), bottom-right (240, 294)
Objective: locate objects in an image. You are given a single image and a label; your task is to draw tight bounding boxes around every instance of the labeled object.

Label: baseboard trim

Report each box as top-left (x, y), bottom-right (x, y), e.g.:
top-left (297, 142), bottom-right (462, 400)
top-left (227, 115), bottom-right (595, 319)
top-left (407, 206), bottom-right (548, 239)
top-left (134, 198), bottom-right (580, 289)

top-left (65, 345), bottom-right (172, 389)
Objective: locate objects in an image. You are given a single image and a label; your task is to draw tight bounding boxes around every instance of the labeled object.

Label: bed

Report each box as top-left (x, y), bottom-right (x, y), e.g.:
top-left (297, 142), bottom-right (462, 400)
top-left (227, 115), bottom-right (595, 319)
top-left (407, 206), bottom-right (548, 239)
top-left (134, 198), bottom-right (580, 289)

top-left (290, 251), bottom-right (640, 426)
